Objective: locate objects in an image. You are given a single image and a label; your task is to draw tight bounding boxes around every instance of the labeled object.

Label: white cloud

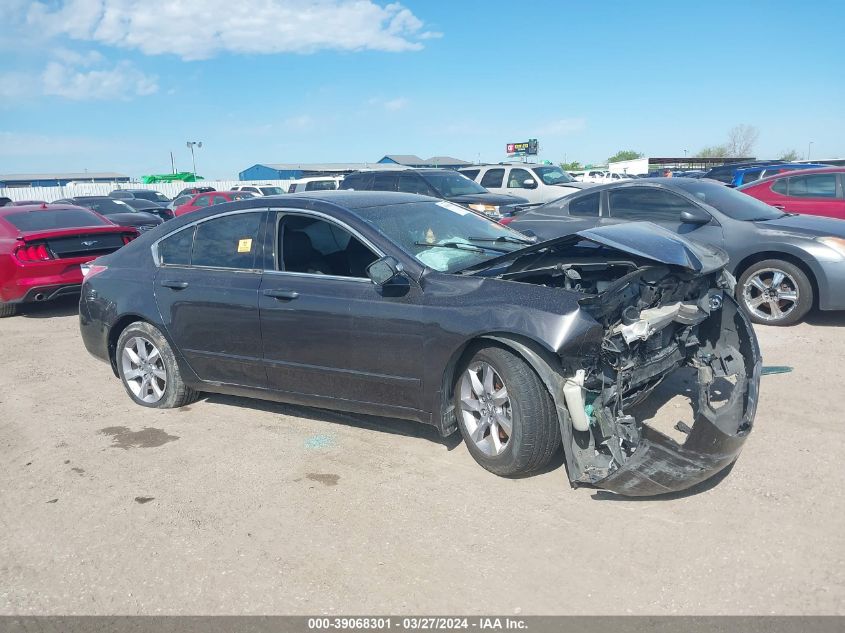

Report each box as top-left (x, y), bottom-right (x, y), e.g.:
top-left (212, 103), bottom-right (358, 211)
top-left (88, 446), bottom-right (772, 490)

top-left (25, 0), bottom-right (438, 61)
top-left (384, 97), bottom-right (409, 111)
top-left (538, 118), bottom-right (587, 136)
top-left (41, 59), bottom-right (158, 100)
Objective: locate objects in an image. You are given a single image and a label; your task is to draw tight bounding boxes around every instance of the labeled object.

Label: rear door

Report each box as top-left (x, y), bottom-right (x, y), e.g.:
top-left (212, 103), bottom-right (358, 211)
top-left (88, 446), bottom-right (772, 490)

top-left (479, 168), bottom-right (505, 193)
top-left (606, 186), bottom-right (725, 247)
top-left (777, 172), bottom-right (844, 219)
top-left (153, 210), bottom-right (267, 387)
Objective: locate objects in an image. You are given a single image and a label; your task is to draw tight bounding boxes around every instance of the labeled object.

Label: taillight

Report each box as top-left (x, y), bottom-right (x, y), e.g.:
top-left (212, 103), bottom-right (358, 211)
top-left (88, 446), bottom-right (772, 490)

top-left (498, 217), bottom-right (514, 226)
top-left (14, 243), bottom-right (53, 262)
top-left (81, 264), bottom-right (108, 279)
top-left (122, 233), bottom-right (135, 244)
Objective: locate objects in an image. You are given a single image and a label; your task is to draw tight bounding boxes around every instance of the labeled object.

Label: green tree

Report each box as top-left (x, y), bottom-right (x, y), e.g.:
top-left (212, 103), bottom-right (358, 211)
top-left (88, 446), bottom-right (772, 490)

top-left (560, 160), bottom-right (582, 171)
top-left (694, 144), bottom-right (729, 158)
top-left (607, 150), bottom-right (644, 163)
top-left (778, 149), bottom-right (800, 161)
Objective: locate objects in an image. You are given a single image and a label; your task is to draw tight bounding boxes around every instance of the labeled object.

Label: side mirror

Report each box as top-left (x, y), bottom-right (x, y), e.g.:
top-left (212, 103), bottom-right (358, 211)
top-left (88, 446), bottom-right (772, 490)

top-left (367, 256), bottom-right (404, 286)
top-left (519, 229), bottom-right (539, 242)
top-left (680, 208), bottom-right (711, 225)
top-left (523, 178), bottom-right (538, 189)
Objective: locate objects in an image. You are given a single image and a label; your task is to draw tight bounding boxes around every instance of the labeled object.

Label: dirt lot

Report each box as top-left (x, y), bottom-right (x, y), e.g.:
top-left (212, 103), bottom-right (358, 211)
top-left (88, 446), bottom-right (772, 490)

top-left (1, 296), bottom-right (844, 615)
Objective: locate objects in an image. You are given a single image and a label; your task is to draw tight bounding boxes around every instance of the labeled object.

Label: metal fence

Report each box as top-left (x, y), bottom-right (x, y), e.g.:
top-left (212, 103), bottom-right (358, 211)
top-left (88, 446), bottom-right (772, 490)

top-left (0, 180), bottom-right (294, 203)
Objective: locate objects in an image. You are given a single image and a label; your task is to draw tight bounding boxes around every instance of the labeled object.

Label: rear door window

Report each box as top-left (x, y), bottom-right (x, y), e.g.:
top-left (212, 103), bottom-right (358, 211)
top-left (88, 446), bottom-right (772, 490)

top-left (371, 172), bottom-right (398, 191)
top-left (191, 212), bottom-right (264, 269)
top-left (397, 173), bottom-right (434, 195)
top-left (480, 169), bottom-right (504, 188)
top-left (158, 227), bottom-right (195, 266)
top-left (194, 195), bottom-right (211, 208)
top-left (568, 192), bottom-right (600, 216)
top-left (787, 174), bottom-right (837, 198)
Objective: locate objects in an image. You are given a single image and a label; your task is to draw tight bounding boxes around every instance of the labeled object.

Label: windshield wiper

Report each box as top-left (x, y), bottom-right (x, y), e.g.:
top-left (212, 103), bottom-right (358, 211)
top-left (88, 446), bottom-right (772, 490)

top-left (413, 241), bottom-right (509, 253)
top-left (467, 235), bottom-right (534, 245)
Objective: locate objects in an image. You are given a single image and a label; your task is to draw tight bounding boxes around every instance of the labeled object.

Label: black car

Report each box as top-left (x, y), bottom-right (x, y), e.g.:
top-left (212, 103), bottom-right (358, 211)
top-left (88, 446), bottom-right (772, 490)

top-left (80, 191), bottom-right (760, 496)
top-left (175, 186), bottom-right (215, 198)
top-left (110, 189), bottom-right (171, 204)
top-left (55, 196), bottom-right (162, 233)
top-left (509, 178), bottom-right (845, 325)
top-left (340, 169), bottom-right (529, 219)
top-left (120, 197), bottom-right (174, 221)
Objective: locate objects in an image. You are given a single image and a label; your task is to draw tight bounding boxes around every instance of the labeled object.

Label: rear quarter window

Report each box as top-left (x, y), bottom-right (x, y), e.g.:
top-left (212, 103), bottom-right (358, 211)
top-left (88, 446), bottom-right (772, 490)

top-left (461, 169), bottom-right (480, 181)
top-left (568, 192), bottom-right (600, 216)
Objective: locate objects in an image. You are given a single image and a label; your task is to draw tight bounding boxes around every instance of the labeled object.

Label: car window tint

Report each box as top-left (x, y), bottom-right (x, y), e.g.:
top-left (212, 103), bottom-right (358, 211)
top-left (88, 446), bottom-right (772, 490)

top-left (3, 208), bottom-right (109, 231)
top-left (340, 172), bottom-right (373, 190)
top-left (194, 195), bottom-right (210, 207)
top-left (787, 174), bottom-right (837, 198)
top-left (568, 192), bottom-right (600, 216)
top-left (191, 212), bottom-right (262, 269)
top-left (608, 187), bottom-right (700, 221)
top-left (740, 170), bottom-right (761, 185)
top-left (158, 227), bottom-right (195, 266)
top-left (461, 169), bottom-right (480, 181)
top-left (371, 172), bottom-right (397, 191)
top-left (397, 173), bottom-right (432, 195)
top-left (279, 215), bottom-right (378, 278)
top-left (305, 180), bottom-right (338, 191)
top-left (507, 168), bottom-right (533, 188)
top-left (211, 195), bottom-right (229, 205)
top-left (479, 169), bottom-right (504, 188)
top-left (771, 179), bottom-right (788, 195)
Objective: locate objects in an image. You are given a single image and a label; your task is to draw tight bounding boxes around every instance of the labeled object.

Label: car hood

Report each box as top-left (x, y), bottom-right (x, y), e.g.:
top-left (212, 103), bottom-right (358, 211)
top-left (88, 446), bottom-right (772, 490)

top-left (104, 212), bottom-right (162, 227)
top-left (753, 213), bottom-right (845, 238)
top-left (447, 193), bottom-right (530, 206)
top-left (463, 221), bottom-right (728, 275)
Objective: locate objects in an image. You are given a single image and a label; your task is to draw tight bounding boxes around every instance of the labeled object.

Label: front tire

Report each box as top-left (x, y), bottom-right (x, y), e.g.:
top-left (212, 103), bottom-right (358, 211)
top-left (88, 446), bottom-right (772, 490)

top-left (738, 259), bottom-right (812, 326)
top-left (455, 345), bottom-right (560, 476)
top-left (116, 321), bottom-right (199, 408)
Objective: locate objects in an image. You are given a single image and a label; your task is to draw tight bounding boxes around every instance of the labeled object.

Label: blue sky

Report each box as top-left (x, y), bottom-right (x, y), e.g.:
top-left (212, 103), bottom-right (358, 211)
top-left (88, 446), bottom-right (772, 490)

top-left (1, 0), bottom-right (844, 179)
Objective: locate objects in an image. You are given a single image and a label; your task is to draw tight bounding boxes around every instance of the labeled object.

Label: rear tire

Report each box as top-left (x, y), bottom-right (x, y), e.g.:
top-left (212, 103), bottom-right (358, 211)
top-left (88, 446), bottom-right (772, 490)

top-left (0, 303), bottom-right (16, 318)
top-left (116, 321), bottom-right (200, 408)
top-left (454, 344), bottom-right (560, 477)
top-left (738, 259), bottom-right (812, 326)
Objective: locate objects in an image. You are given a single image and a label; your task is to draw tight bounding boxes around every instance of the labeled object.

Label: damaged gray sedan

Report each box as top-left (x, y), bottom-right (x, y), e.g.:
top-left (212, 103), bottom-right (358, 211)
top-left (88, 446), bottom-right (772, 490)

top-left (79, 192), bottom-right (760, 496)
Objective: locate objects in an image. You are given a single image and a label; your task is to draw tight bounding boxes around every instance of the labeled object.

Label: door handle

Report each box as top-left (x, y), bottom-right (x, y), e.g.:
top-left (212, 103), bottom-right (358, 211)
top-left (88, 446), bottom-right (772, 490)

top-left (161, 280), bottom-right (189, 289)
top-left (263, 289), bottom-right (299, 300)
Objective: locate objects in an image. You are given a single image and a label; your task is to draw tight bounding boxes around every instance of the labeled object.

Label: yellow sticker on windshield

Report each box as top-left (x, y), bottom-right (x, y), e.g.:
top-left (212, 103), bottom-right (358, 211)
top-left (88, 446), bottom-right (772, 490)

top-left (237, 238), bottom-right (253, 253)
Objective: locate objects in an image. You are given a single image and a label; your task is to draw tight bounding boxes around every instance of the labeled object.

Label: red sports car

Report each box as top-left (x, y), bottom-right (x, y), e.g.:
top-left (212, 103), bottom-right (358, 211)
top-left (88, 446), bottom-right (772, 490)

top-left (173, 190), bottom-right (254, 217)
top-left (738, 167), bottom-right (845, 220)
top-left (0, 203), bottom-right (138, 317)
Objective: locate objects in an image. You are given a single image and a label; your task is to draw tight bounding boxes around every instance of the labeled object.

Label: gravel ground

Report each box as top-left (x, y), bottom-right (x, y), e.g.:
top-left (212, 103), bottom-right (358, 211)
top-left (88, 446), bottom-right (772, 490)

top-left (1, 296), bottom-right (843, 615)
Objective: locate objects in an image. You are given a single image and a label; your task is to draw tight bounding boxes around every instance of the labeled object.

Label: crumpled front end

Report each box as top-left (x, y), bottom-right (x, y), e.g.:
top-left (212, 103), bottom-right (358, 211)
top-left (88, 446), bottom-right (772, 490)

top-left (559, 268), bottom-right (761, 496)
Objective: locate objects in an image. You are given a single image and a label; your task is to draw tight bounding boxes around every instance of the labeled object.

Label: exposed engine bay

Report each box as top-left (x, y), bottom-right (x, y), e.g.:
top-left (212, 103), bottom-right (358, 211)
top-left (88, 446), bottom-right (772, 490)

top-left (493, 235), bottom-right (761, 496)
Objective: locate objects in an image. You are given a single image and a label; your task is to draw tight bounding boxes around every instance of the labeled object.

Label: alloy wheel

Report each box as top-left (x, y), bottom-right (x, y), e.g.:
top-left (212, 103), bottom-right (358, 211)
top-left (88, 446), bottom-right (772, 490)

top-left (459, 361), bottom-right (513, 456)
top-left (121, 336), bottom-right (167, 403)
top-left (742, 268), bottom-right (800, 322)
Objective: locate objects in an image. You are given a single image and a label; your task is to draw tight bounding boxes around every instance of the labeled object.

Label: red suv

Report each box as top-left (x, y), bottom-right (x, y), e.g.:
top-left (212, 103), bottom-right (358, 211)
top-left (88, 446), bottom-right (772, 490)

top-left (738, 167), bottom-right (845, 220)
top-left (173, 191), bottom-right (255, 217)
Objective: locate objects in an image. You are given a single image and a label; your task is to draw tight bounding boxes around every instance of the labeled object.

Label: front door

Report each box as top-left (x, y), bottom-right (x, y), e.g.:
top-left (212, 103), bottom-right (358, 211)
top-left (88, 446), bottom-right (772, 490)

top-left (605, 186), bottom-right (726, 248)
top-left (153, 210), bottom-right (267, 387)
top-left (505, 167), bottom-right (542, 202)
top-left (258, 211), bottom-right (425, 415)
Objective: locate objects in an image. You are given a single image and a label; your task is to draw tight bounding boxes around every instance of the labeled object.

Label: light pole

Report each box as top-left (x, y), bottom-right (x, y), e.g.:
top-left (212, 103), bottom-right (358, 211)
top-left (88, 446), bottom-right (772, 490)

top-left (186, 141), bottom-right (202, 178)
top-left (807, 141), bottom-right (813, 161)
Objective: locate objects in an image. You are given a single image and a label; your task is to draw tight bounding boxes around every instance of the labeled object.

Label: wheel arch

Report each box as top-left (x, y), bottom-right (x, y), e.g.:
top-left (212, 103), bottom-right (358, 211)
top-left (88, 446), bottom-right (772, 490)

top-left (107, 314), bottom-right (150, 375)
top-left (733, 250), bottom-right (820, 309)
top-left (437, 332), bottom-right (568, 437)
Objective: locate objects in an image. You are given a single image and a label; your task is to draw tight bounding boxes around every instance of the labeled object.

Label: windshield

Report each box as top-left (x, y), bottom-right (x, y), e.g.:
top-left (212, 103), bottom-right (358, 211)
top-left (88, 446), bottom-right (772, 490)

top-left (420, 171), bottom-right (488, 197)
top-left (532, 166), bottom-right (575, 185)
top-left (674, 180), bottom-right (784, 221)
top-left (259, 187), bottom-right (285, 195)
top-left (80, 198), bottom-right (136, 215)
top-left (3, 208), bottom-right (109, 231)
top-left (354, 200), bottom-right (528, 273)
top-left (133, 191), bottom-right (170, 203)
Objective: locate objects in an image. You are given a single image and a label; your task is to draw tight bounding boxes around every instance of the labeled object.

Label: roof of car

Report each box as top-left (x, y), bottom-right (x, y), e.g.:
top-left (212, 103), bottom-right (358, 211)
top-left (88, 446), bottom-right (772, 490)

top-left (0, 202), bottom-right (90, 216)
top-left (276, 190), bottom-right (429, 209)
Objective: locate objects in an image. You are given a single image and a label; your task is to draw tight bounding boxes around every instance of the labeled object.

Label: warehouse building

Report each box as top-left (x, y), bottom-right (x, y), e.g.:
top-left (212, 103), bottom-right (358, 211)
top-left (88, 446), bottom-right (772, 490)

top-left (239, 154), bottom-right (471, 181)
top-left (0, 172), bottom-right (130, 187)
